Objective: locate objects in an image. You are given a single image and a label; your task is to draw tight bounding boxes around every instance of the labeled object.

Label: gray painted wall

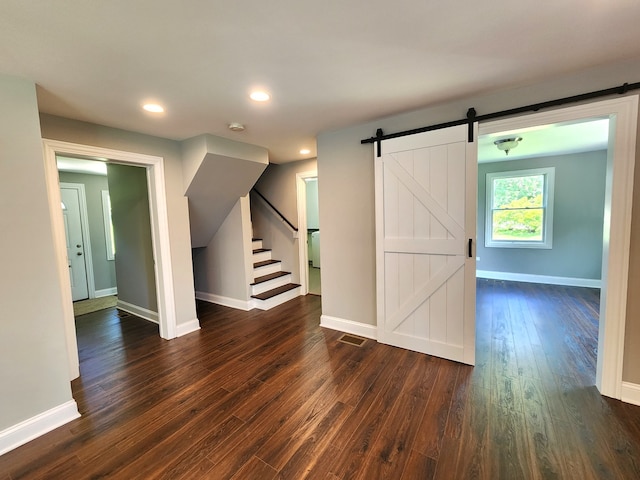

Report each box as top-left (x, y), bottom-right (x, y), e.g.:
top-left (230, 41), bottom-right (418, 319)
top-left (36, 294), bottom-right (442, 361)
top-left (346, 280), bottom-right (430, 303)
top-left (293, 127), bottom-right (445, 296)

top-left (254, 158), bottom-right (318, 230)
top-left (39, 114), bottom-right (198, 327)
top-left (193, 197), bottom-right (253, 302)
top-left (107, 164), bottom-right (157, 313)
top-left (0, 75), bottom-right (74, 430)
top-left (251, 158), bottom-right (318, 284)
top-left (58, 171), bottom-right (117, 292)
top-left (316, 56), bottom-right (640, 383)
top-left (477, 151), bottom-right (607, 280)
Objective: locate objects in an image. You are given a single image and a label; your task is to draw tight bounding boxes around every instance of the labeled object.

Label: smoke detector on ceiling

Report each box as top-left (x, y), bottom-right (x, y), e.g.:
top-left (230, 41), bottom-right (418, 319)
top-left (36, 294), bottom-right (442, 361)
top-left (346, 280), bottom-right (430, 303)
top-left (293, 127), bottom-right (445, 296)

top-left (228, 122), bottom-right (245, 132)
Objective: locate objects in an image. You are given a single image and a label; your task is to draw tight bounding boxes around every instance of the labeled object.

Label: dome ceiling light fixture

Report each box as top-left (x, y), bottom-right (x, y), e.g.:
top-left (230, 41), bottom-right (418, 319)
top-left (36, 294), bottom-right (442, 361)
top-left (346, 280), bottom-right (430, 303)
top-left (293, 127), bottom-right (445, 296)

top-left (142, 103), bottom-right (164, 113)
top-left (494, 137), bottom-right (522, 156)
top-left (228, 122), bottom-right (245, 132)
top-left (249, 90), bottom-right (270, 102)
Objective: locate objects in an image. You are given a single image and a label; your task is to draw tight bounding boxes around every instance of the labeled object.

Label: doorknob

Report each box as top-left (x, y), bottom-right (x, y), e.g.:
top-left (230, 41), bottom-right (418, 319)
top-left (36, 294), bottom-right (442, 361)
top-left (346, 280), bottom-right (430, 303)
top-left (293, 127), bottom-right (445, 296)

top-left (76, 244), bottom-right (82, 248)
top-left (77, 252), bottom-right (83, 256)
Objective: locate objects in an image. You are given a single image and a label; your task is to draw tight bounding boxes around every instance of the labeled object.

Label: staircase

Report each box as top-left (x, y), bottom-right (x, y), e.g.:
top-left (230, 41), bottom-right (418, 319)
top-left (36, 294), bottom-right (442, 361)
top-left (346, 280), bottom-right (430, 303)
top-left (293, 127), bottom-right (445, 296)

top-left (250, 239), bottom-right (301, 310)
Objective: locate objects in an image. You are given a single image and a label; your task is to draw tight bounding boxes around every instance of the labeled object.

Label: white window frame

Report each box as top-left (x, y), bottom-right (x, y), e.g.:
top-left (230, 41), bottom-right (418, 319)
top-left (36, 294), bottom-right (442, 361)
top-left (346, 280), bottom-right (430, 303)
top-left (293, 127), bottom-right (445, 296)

top-left (485, 167), bottom-right (555, 249)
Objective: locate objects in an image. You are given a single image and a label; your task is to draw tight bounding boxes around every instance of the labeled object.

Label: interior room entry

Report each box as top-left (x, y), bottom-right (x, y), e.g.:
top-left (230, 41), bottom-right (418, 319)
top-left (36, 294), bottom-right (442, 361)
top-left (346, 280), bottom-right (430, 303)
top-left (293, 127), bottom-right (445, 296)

top-left (60, 185), bottom-right (89, 301)
top-left (305, 177), bottom-right (321, 295)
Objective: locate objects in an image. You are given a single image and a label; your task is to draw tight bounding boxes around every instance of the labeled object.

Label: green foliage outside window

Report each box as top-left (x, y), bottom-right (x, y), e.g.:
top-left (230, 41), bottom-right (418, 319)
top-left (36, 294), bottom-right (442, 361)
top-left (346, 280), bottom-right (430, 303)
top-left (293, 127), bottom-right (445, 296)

top-left (491, 175), bottom-right (544, 241)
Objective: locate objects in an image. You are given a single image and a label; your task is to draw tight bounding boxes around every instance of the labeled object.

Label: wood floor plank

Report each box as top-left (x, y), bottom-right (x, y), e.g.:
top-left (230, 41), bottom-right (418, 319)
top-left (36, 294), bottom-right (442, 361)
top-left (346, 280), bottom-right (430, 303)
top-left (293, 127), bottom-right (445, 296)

top-left (441, 384), bottom-right (491, 480)
top-left (413, 361), bottom-right (459, 459)
top-left (400, 450), bottom-right (437, 480)
top-left (303, 444), bottom-right (342, 479)
top-left (154, 415), bottom-right (246, 480)
top-left (329, 351), bottom-right (419, 479)
top-left (520, 376), bottom-right (569, 479)
top-left (488, 405), bottom-right (536, 479)
top-left (254, 359), bottom-right (358, 470)
top-left (356, 391), bottom-right (425, 480)
top-left (4, 286), bottom-right (640, 479)
top-left (229, 455), bottom-right (278, 480)
top-left (204, 356), bottom-right (349, 478)
top-left (329, 346), bottom-right (407, 451)
top-left (273, 401), bottom-right (352, 478)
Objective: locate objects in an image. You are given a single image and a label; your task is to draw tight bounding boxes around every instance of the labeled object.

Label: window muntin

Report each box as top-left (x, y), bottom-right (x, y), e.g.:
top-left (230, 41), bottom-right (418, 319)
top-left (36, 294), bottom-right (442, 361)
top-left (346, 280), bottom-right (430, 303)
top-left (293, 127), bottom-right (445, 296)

top-left (485, 167), bottom-right (554, 249)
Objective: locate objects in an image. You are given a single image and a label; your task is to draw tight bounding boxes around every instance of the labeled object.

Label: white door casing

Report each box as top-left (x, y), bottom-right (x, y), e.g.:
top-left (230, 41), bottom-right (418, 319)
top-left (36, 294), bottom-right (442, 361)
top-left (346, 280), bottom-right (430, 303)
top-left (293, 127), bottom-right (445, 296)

top-left (479, 95), bottom-right (639, 399)
top-left (60, 187), bottom-right (89, 301)
top-left (375, 124), bottom-right (477, 365)
top-left (43, 139), bottom-right (178, 381)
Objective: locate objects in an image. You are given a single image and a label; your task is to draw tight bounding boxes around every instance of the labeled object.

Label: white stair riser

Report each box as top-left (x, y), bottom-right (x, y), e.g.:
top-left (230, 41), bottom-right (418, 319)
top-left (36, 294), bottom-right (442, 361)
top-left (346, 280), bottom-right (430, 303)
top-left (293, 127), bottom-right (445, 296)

top-left (251, 274), bottom-right (292, 295)
top-left (252, 239), bottom-right (263, 250)
top-left (252, 250), bottom-right (272, 263)
top-left (252, 286), bottom-right (302, 311)
top-left (253, 263), bottom-right (281, 276)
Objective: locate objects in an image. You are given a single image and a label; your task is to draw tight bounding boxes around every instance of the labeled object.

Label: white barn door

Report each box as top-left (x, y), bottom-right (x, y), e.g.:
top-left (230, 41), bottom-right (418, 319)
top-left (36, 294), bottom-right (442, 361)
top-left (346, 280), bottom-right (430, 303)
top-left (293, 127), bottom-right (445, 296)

top-left (375, 124), bottom-right (476, 365)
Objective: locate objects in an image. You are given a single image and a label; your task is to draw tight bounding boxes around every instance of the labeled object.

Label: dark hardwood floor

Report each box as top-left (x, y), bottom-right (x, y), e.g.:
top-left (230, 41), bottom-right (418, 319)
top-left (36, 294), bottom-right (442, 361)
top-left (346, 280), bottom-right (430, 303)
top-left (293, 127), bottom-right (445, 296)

top-left (3, 279), bottom-right (640, 479)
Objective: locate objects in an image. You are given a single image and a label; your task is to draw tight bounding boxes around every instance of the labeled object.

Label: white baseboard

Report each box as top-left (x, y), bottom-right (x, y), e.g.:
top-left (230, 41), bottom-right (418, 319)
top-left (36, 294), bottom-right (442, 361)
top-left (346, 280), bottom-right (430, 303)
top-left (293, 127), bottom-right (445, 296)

top-left (94, 287), bottom-right (117, 298)
top-left (476, 270), bottom-right (601, 289)
top-left (195, 291), bottom-right (252, 311)
top-left (0, 400), bottom-right (80, 456)
top-left (176, 318), bottom-right (201, 337)
top-left (116, 300), bottom-right (159, 324)
top-left (621, 382), bottom-right (640, 407)
top-left (320, 315), bottom-right (378, 340)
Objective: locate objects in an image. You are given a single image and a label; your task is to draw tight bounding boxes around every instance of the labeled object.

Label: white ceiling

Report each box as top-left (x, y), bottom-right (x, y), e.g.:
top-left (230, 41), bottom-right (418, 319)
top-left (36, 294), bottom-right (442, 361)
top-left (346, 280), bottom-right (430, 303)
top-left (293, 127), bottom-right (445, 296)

top-left (57, 156), bottom-right (107, 175)
top-left (478, 118), bottom-right (610, 163)
top-left (2, 1), bottom-right (639, 163)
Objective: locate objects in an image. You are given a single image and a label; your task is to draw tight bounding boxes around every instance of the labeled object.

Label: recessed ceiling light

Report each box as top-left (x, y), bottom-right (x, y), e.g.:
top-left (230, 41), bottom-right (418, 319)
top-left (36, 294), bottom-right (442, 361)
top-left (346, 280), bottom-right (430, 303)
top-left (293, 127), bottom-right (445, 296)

top-left (250, 91), bottom-right (270, 102)
top-left (228, 122), bottom-right (245, 132)
top-left (300, 149), bottom-right (311, 155)
top-left (143, 103), bottom-right (164, 113)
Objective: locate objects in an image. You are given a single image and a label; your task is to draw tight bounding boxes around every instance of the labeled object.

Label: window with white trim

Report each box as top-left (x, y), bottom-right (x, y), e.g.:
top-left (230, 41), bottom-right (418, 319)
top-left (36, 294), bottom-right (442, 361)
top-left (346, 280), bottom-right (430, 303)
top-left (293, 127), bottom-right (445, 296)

top-left (485, 167), bottom-right (555, 249)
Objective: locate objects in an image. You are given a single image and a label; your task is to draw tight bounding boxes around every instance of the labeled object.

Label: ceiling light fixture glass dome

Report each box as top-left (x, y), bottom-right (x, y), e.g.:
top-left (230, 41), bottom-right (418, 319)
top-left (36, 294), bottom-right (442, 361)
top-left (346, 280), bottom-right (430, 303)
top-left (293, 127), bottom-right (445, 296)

top-left (494, 137), bottom-right (522, 155)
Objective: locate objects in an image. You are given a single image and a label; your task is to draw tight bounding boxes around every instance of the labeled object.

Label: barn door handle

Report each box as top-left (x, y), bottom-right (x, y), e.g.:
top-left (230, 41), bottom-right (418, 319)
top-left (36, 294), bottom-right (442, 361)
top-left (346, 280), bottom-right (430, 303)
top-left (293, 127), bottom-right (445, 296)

top-left (468, 238), bottom-right (473, 258)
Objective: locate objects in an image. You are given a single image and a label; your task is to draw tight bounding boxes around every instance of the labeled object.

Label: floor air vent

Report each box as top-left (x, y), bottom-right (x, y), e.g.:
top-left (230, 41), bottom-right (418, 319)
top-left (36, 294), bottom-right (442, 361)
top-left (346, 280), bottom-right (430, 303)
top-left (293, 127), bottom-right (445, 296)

top-left (338, 334), bottom-right (366, 347)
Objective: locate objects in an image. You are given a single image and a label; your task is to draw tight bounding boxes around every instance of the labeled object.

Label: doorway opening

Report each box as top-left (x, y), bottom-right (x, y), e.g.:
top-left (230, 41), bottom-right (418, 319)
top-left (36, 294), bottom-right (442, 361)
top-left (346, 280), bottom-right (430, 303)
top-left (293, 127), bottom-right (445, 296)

top-left (476, 95), bottom-right (638, 399)
top-left (296, 171), bottom-right (321, 296)
top-left (43, 139), bottom-right (178, 380)
top-left (477, 117), bottom-right (608, 388)
top-left (57, 157), bottom-right (160, 323)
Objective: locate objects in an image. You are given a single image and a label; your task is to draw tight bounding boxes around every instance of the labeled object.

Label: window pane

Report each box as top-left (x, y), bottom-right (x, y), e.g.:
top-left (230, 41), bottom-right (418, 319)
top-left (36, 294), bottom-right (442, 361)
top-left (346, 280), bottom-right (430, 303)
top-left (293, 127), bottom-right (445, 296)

top-left (492, 175), bottom-right (544, 208)
top-left (492, 208), bottom-right (544, 241)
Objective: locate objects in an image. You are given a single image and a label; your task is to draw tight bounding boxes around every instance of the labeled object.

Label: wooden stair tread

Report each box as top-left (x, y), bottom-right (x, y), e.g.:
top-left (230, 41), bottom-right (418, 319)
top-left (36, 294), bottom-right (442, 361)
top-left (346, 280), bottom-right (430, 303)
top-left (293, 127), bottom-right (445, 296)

top-left (251, 283), bottom-right (300, 300)
top-left (253, 248), bottom-right (271, 254)
top-left (252, 238), bottom-right (262, 241)
top-left (251, 271), bottom-right (291, 285)
top-left (253, 259), bottom-right (281, 268)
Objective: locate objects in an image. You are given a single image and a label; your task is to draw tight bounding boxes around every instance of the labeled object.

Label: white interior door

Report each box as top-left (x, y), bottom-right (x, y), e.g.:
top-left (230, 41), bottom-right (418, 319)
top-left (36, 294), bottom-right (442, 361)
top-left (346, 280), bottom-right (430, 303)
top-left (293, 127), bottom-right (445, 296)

top-left (61, 187), bottom-right (89, 301)
top-left (375, 124), bottom-right (476, 365)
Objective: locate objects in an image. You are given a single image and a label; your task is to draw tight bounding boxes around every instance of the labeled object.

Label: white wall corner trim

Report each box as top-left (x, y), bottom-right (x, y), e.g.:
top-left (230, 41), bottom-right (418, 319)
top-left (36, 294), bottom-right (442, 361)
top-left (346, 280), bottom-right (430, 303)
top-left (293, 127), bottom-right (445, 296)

top-left (176, 318), bottom-right (201, 337)
top-left (476, 270), bottom-right (602, 289)
top-left (0, 400), bottom-right (80, 456)
top-left (95, 287), bottom-right (118, 298)
top-left (116, 300), bottom-right (159, 324)
top-left (621, 382), bottom-right (640, 407)
top-left (196, 291), bottom-right (252, 311)
top-left (320, 315), bottom-right (378, 340)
